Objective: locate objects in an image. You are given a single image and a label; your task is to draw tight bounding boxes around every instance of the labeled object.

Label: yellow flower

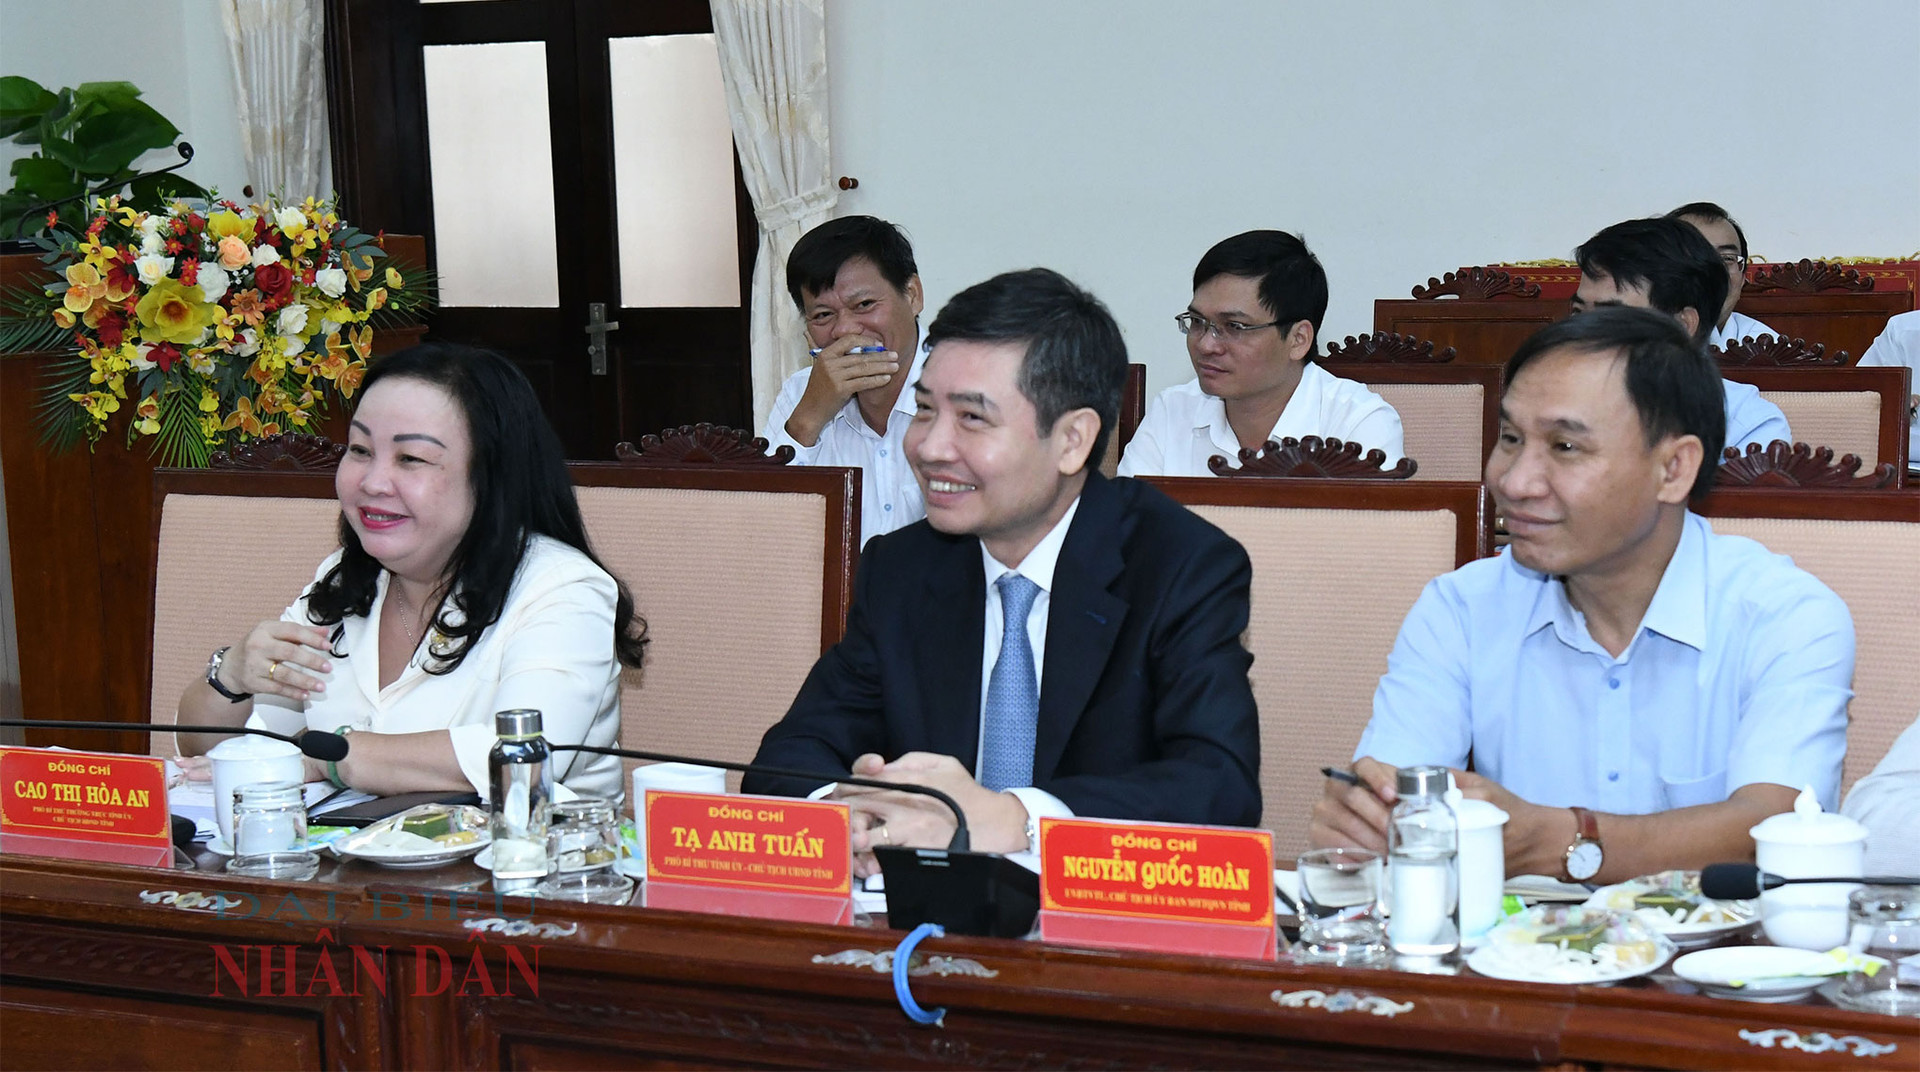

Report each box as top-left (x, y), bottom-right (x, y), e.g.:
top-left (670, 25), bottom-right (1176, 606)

top-left (134, 279), bottom-right (217, 345)
top-left (68, 391), bottom-right (120, 422)
top-left (52, 308), bottom-right (76, 329)
top-left (62, 263), bottom-right (107, 313)
top-left (208, 211), bottom-right (252, 240)
top-left (199, 386), bottom-right (220, 414)
top-left (385, 266), bottom-right (404, 289)
top-left (366, 287), bottom-right (388, 311)
top-left (134, 394), bottom-right (160, 435)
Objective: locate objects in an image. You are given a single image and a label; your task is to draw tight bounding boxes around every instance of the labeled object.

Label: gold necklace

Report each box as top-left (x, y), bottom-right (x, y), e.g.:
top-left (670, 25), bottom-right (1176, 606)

top-left (391, 582), bottom-right (424, 646)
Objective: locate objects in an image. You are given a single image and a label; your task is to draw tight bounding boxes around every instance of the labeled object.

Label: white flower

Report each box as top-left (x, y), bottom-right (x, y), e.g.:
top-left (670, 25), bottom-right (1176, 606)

top-left (251, 244), bottom-right (281, 268)
top-left (192, 325), bottom-right (212, 346)
top-left (235, 329), bottom-right (261, 357)
top-left (140, 231), bottom-right (165, 256)
top-left (314, 266), bottom-right (347, 298)
top-left (134, 254), bottom-right (175, 285)
top-left (275, 206), bottom-right (306, 234)
top-left (318, 317), bottom-right (341, 339)
top-left (277, 303), bottom-right (310, 336)
top-left (130, 344), bottom-right (158, 371)
top-left (282, 334), bottom-right (305, 356)
top-left (196, 263), bottom-right (230, 303)
top-left (138, 215), bottom-right (165, 238)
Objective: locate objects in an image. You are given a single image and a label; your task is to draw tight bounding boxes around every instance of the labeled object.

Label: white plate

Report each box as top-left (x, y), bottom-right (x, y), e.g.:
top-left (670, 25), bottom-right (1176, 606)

top-left (1672, 946), bottom-right (1841, 1002)
top-left (1467, 907), bottom-right (1675, 985)
top-left (1582, 872), bottom-right (1758, 948)
top-left (334, 838), bottom-right (487, 869)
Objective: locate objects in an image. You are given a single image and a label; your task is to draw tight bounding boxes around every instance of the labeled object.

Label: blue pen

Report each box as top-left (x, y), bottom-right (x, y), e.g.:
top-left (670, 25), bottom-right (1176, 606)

top-left (808, 345), bottom-right (892, 356)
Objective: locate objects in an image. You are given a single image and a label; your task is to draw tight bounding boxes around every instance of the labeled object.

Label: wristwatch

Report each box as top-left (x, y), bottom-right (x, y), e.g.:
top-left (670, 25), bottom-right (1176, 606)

top-left (205, 646), bottom-right (252, 703)
top-left (1564, 806), bottom-right (1604, 882)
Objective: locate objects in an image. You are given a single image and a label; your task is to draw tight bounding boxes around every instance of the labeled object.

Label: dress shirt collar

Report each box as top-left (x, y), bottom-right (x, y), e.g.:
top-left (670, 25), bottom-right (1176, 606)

top-left (1522, 511), bottom-right (1710, 657)
top-left (1198, 361), bottom-right (1326, 458)
top-left (980, 495), bottom-right (1082, 594)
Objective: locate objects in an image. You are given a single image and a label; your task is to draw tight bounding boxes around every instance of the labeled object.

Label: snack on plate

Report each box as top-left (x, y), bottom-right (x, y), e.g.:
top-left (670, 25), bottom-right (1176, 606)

top-left (1476, 906), bottom-right (1673, 983)
top-left (339, 804), bottom-right (491, 857)
top-left (1586, 870), bottom-right (1756, 931)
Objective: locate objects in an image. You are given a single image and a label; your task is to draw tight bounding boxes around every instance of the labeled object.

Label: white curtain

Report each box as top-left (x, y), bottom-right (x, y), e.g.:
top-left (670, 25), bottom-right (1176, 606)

top-left (220, 0), bottom-right (331, 203)
top-left (710, 0), bottom-right (837, 428)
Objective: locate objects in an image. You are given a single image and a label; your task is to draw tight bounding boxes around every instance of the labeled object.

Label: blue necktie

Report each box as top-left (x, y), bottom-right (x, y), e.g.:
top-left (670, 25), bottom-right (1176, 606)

top-left (979, 574), bottom-right (1041, 792)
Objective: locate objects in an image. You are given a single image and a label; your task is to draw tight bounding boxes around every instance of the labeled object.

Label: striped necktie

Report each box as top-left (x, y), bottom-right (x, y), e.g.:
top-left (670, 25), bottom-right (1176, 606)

top-left (979, 574), bottom-right (1041, 792)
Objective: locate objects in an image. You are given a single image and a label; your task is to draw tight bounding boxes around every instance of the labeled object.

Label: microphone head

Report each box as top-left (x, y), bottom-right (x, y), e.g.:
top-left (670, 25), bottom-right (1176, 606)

top-left (298, 730), bottom-right (350, 762)
top-left (1700, 862), bottom-right (1764, 900)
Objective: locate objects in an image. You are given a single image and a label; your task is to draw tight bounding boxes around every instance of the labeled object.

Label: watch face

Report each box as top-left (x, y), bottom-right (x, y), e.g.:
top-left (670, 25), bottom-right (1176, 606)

top-left (1567, 841), bottom-right (1603, 881)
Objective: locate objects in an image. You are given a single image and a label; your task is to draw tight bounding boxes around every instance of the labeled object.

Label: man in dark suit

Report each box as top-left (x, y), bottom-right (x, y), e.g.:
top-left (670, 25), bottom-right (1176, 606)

top-left (745, 268), bottom-right (1260, 873)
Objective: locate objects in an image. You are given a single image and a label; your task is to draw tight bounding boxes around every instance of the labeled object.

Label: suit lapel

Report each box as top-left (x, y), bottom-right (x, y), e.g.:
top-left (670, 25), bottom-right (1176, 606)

top-left (911, 536), bottom-right (986, 767)
top-left (1033, 475), bottom-right (1128, 781)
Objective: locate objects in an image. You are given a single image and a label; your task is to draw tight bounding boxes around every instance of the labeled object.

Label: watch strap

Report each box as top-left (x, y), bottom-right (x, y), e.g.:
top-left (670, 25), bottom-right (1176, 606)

top-left (1571, 805), bottom-right (1600, 843)
top-left (206, 646), bottom-right (252, 703)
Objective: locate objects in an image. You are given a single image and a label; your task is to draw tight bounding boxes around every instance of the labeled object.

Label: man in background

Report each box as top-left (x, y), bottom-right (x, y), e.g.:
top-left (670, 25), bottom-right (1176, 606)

top-left (1667, 201), bottom-right (1776, 348)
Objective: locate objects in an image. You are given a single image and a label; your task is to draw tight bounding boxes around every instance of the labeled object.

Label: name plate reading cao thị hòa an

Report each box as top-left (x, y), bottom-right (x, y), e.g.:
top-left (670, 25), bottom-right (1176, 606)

top-left (0, 747), bottom-right (173, 867)
top-left (642, 790), bottom-right (854, 925)
top-left (1039, 817), bottom-right (1276, 960)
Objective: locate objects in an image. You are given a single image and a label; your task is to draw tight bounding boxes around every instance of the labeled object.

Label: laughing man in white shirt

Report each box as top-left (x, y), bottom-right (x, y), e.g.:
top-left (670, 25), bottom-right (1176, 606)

top-left (760, 216), bottom-right (930, 545)
top-left (1570, 216), bottom-right (1791, 451)
top-left (1667, 201), bottom-right (1778, 349)
top-left (1118, 230), bottom-right (1404, 477)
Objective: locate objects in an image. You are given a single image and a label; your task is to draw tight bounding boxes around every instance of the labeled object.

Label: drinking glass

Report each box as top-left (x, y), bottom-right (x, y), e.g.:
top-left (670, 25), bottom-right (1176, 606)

top-left (1835, 886), bottom-right (1920, 1017)
top-left (226, 781), bottom-right (319, 880)
top-left (536, 797), bottom-right (635, 904)
top-left (1294, 848), bottom-right (1388, 966)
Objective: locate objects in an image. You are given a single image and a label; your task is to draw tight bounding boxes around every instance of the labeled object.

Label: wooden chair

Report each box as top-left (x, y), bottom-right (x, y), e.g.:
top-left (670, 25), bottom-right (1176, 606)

top-left (570, 463), bottom-right (858, 789)
top-left (1721, 365), bottom-right (1912, 474)
top-left (613, 424), bottom-right (794, 466)
top-left (1736, 261), bottom-right (1911, 360)
top-left (1373, 267), bottom-right (1565, 366)
top-left (1327, 362), bottom-right (1502, 482)
top-left (1101, 363), bottom-right (1148, 479)
top-left (1716, 442), bottom-right (1900, 488)
top-left (1210, 436), bottom-right (1417, 479)
top-left (1143, 477), bottom-right (1489, 860)
top-left (1695, 488), bottom-right (1920, 798)
top-left (1712, 336), bottom-right (1847, 368)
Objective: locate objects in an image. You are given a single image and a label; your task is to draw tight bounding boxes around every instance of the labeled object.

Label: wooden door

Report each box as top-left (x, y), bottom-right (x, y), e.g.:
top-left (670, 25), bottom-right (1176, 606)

top-left (325, 0), bottom-right (756, 458)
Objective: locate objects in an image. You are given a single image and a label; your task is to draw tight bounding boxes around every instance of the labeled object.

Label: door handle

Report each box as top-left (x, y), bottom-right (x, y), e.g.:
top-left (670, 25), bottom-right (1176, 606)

top-left (584, 302), bottom-right (619, 375)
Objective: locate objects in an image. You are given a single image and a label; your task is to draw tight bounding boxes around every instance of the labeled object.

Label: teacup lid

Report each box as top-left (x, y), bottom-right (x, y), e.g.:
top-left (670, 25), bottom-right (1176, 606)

top-left (1451, 797), bottom-right (1510, 830)
top-left (1749, 785), bottom-right (1866, 845)
top-left (206, 732), bottom-right (299, 759)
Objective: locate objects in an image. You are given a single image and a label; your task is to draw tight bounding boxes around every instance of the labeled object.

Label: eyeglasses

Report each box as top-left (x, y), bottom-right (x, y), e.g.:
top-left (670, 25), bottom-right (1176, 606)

top-left (1717, 251), bottom-right (1748, 270)
top-left (1175, 311), bottom-right (1282, 341)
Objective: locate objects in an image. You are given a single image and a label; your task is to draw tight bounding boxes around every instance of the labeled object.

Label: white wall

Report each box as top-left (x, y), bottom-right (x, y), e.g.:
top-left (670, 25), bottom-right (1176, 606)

top-left (0, 0), bottom-right (249, 207)
top-left (826, 0), bottom-right (1920, 397)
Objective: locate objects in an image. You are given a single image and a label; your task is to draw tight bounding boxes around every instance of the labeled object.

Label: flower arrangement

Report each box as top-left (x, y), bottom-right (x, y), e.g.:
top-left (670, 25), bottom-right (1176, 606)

top-left (7, 194), bottom-right (433, 466)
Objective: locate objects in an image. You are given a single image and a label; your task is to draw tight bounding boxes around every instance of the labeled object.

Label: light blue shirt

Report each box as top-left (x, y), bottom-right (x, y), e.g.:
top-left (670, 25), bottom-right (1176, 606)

top-left (1357, 512), bottom-right (1853, 813)
top-left (1723, 378), bottom-right (1791, 452)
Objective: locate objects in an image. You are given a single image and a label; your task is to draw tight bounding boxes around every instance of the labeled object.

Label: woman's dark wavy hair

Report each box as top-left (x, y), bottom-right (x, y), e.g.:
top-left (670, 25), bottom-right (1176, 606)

top-left (305, 342), bottom-right (647, 672)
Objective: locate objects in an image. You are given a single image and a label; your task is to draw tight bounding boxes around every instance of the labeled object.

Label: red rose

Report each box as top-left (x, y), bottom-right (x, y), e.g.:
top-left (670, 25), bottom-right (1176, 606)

top-left (252, 262), bottom-right (294, 305)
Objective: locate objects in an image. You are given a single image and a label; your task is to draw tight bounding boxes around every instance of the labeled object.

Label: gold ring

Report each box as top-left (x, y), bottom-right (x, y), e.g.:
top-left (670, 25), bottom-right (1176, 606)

top-left (878, 825), bottom-right (891, 845)
top-left (267, 660), bottom-right (279, 681)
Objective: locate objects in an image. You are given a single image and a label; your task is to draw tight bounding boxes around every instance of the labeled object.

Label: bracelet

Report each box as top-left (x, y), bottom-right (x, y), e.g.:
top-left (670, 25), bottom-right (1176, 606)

top-left (326, 725), bottom-right (354, 788)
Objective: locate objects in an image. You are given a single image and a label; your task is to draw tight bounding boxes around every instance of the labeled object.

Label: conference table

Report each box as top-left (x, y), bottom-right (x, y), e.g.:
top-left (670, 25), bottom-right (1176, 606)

top-left (2, 846), bottom-right (1913, 1070)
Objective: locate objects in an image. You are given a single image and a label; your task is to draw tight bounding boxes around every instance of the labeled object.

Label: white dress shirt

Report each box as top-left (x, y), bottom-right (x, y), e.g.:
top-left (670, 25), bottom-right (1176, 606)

top-left (1722, 378), bottom-right (1792, 451)
top-left (760, 331), bottom-right (929, 546)
top-left (1859, 309), bottom-right (1920, 466)
top-left (251, 536), bottom-right (623, 800)
top-left (1358, 512), bottom-right (1854, 813)
top-left (1841, 713), bottom-right (1920, 877)
top-left (978, 498), bottom-right (1083, 850)
top-left (1710, 310), bottom-right (1778, 349)
top-left (1118, 362), bottom-right (1405, 477)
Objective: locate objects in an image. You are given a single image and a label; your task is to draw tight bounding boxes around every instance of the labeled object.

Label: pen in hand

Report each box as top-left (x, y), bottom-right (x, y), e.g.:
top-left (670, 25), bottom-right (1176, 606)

top-left (1320, 766), bottom-right (1362, 788)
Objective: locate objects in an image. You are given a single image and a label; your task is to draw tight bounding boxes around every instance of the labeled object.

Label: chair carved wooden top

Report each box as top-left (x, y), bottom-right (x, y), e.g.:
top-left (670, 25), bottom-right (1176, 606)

top-left (1746, 259), bottom-right (1877, 294)
top-left (1716, 441), bottom-right (1899, 489)
top-left (1711, 335), bottom-right (1847, 367)
top-left (1321, 331), bottom-right (1458, 364)
top-left (1409, 267), bottom-right (1542, 301)
top-left (614, 424), bottom-right (794, 466)
top-left (208, 432), bottom-right (345, 471)
top-left (1210, 436), bottom-right (1418, 479)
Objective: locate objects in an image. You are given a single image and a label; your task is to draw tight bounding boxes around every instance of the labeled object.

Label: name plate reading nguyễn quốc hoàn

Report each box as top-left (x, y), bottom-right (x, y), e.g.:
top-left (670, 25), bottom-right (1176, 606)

top-left (1039, 817), bottom-right (1276, 960)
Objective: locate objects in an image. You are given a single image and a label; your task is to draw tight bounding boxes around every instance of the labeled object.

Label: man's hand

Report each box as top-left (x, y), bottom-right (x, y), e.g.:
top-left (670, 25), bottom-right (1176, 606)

top-left (783, 336), bottom-right (901, 446)
top-left (833, 752), bottom-right (1029, 878)
top-left (1453, 769), bottom-right (1576, 878)
top-left (1308, 756), bottom-right (1397, 852)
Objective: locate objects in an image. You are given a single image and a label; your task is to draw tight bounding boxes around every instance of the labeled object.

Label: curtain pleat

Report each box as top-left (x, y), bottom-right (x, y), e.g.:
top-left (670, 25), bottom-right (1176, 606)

top-left (221, 0), bottom-right (330, 202)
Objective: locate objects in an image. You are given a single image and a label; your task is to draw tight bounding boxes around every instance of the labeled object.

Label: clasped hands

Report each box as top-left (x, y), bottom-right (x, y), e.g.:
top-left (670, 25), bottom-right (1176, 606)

top-left (831, 752), bottom-right (1030, 879)
top-left (1308, 756), bottom-right (1575, 877)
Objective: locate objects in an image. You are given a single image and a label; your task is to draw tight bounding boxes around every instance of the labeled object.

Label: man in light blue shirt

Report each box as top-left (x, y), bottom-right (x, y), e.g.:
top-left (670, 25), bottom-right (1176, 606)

top-left (1568, 216), bottom-right (1791, 451)
top-left (1312, 308), bottom-right (1852, 884)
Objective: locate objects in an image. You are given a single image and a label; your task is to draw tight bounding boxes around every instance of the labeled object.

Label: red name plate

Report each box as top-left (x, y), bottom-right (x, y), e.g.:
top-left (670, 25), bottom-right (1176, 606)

top-left (642, 790), bottom-right (852, 925)
top-left (1039, 817), bottom-right (1275, 960)
top-left (0, 747), bottom-right (173, 866)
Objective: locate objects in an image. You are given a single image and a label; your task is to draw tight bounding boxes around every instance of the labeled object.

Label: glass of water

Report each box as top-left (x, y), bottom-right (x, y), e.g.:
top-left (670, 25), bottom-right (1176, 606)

top-left (536, 796), bottom-right (635, 904)
top-left (1294, 848), bottom-right (1388, 966)
top-left (1835, 886), bottom-right (1920, 1017)
top-left (227, 781), bottom-right (319, 880)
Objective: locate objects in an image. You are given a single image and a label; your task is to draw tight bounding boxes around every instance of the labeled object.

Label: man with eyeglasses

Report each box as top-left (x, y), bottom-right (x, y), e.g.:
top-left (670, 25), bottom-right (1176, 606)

top-left (1117, 230), bottom-right (1404, 477)
top-left (1665, 202), bottom-right (1777, 349)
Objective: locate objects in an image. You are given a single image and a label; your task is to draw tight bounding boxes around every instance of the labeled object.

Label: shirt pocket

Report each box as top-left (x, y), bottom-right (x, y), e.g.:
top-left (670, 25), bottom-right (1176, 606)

top-left (1661, 768), bottom-right (1728, 810)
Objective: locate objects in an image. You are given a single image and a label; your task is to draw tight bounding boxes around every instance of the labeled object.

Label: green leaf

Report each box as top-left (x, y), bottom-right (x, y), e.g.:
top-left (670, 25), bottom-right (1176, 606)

top-left (72, 102), bottom-right (179, 176)
top-left (39, 131), bottom-right (84, 172)
top-left (150, 383), bottom-right (214, 468)
top-left (0, 76), bottom-right (56, 139)
top-left (9, 155), bottom-right (82, 202)
top-left (73, 81), bottom-right (144, 110)
top-left (126, 171), bottom-right (207, 211)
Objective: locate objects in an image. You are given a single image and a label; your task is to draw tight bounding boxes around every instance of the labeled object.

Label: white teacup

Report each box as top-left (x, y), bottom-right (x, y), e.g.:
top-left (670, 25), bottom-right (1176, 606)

top-left (1454, 798), bottom-right (1510, 942)
top-left (1750, 790), bottom-right (1866, 951)
top-left (208, 735), bottom-right (305, 846)
top-left (630, 762), bottom-right (726, 861)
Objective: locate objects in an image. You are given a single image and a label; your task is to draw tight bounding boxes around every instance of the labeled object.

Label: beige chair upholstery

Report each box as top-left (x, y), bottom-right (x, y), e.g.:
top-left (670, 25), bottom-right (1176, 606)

top-left (1148, 478), bottom-right (1486, 860)
top-left (149, 489), bottom-right (342, 755)
top-left (572, 467), bottom-right (856, 792)
top-left (1366, 382), bottom-right (1487, 481)
top-left (1700, 508), bottom-right (1920, 798)
top-left (1757, 390), bottom-right (1883, 465)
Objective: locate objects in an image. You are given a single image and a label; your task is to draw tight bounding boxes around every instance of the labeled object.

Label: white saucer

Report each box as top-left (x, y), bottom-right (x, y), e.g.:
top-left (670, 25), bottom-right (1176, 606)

top-left (1671, 946), bottom-right (1840, 1002)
